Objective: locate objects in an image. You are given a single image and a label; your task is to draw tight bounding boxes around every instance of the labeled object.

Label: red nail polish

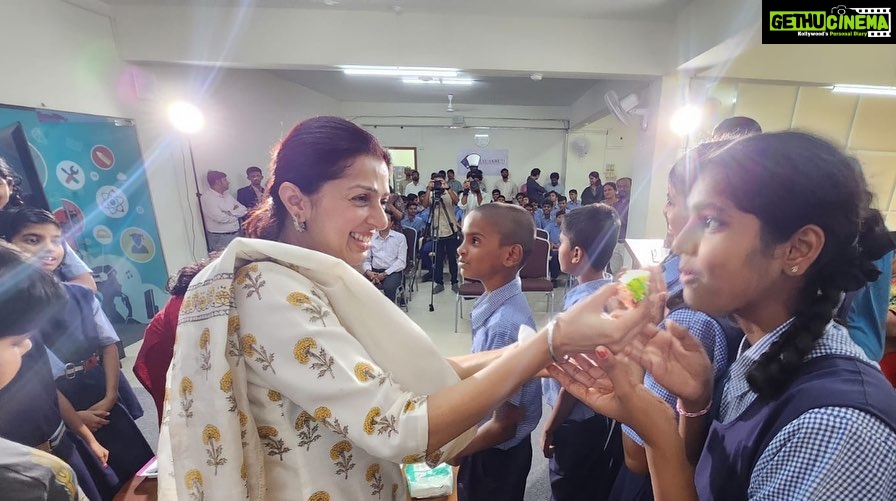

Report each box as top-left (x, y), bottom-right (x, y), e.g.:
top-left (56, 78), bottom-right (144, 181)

top-left (596, 347), bottom-right (608, 359)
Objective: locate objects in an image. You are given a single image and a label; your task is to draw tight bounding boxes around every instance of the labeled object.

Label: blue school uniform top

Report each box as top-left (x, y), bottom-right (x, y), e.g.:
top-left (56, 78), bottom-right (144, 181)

top-left (846, 250), bottom-right (892, 361)
top-left (623, 254), bottom-right (737, 446)
top-left (699, 320), bottom-right (896, 500)
top-left (0, 340), bottom-right (63, 447)
top-left (543, 277), bottom-right (612, 421)
top-left (543, 221), bottom-right (561, 247)
top-left (471, 277), bottom-right (542, 449)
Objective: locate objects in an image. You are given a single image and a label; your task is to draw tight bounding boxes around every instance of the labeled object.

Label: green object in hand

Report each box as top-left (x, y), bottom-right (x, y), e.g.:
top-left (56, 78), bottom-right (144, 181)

top-left (620, 270), bottom-right (650, 303)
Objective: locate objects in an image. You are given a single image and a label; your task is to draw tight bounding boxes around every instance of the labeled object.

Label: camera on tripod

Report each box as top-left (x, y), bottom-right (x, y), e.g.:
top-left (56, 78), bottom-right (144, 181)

top-left (432, 179), bottom-right (446, 196)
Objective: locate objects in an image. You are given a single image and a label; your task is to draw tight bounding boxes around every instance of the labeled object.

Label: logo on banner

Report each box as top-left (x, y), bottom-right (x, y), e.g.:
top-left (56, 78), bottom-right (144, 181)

top-left (764, 4), bottom-right (892, 42)
top-left (96, 185), bottom-right (129, 218)
top-left (56, 161), bottom-right (84, 190)
top-left (91, 145), bottom-right (115, 169)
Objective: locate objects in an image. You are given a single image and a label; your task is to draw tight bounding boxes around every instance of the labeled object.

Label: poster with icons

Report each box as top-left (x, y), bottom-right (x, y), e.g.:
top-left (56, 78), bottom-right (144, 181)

top-left (0, 105), bottom-right (168, 326)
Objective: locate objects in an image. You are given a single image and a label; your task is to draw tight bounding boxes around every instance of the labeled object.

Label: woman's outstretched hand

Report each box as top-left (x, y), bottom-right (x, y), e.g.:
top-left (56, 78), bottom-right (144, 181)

top-left (555, 282), bottom-right (660, 358)
top-left (547, 348), bottom-right (676, 444)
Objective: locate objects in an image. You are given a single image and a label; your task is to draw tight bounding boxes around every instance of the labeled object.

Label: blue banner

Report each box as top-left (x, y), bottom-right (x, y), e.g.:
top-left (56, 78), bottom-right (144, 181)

top-left (0, 105), bottom-right (167, 325)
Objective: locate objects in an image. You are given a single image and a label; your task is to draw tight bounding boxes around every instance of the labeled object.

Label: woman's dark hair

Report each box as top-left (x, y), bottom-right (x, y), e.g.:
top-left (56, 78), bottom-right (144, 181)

top-left (0, 157), bottom-right (25, 209)
top-left (243, 116), bottom-right (391, 240)
top-left (561, 203), bottom-right (620, 272)
top-left (0, 242), bottom-right (66, 337)
top-left (167, 260), bottom-right (212, 297)
top-left (702, 131), bottom-right (894, 399)
top-left (0, 207), bottom-right (59, 242)
top-left (603, 182), bottom-right (617, 191)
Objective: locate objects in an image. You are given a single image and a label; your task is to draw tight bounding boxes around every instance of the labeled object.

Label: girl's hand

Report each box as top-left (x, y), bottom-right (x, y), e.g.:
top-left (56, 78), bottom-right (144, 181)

top-left (547, 348), bottom-right (677, 445)
top-left (88, 397), bottom-right (115, 414)
top-left (626, 321), bottom-right (713, 408)
top-left (88, 439), bottom-right (109, 467)
top-left (77, 410), bottom-right (110, 432)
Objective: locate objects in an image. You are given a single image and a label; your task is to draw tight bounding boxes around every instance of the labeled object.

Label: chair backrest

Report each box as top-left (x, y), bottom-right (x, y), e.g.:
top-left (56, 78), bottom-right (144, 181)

top-left (520, 237), bottom-right (550, 279)
top-left (401, 226), bottom-right (417, 270)
top-left (535, 228), bottom-right (549, 241)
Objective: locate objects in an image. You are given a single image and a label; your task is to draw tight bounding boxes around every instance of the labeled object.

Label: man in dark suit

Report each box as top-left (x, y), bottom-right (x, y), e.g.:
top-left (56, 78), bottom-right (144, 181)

top-left (236, 166), bottom-right (265, 214)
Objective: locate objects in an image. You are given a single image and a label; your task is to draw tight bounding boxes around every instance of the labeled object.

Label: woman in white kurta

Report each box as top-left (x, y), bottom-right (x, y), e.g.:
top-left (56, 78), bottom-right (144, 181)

top-left (158, 116), bottom-right (655, 500)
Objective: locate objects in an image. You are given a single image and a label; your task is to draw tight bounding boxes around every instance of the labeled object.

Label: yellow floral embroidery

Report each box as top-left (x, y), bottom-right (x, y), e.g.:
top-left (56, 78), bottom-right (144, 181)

top-left (267, 390), bottom-right (282, 402)
top-left (214, 288), bottom-right (232, 307)
top-left (401, 453), bottom-right (425, 464)
top-left (425, 449), bottom-right (444, 468)
top-left (179, 377), bottom-right (194, 421)
top-left (286, 291), bottom-right (312, 306)
top-left (330, 440), bottom-right (355, 479)
top-left (308, 492), bottom-right (330, 501)
top-left (354, 362), bottom-right (375, 382)
top-left (184, 469), bottom-right (203, 501)
top-left (202, 424), bottom-right (227, 474)
top-left (242, 333), bottom-right (276, 373)
top-left (363, 407), bottom-right (399, 437)
top-left (226, 315), bottom-right (241, 360)
top-left (257, 426), bottom-right (291, 460)
top-left (314, 407), bottom-right (331, 421)
top-left (238, 410), bottom-right (249, 447)
top-left (219, 371), bottom-right (236, 412)
top-left (199, 328), bottom-right (211, 376)
top-left (295, 411), bottom-right (321, 451)
top-left (236, 264), bottom-right (265, 299)
top-left (294, 338), bottom-right (316, 364)
top-left (365, 463), bottom-right (384, 497)
top-left (294, 337), bottom-right (335, 378)
top-left (403, 400), bottom-right (416, 413)
top-left (288, 290), bottom-right (331, 325)
top-left (313, 406), bottom-right (348, 438)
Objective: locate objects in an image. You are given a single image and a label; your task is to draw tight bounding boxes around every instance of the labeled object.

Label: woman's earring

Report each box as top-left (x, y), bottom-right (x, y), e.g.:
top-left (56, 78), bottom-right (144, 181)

top-left (790, 265), bottom-right (798, 274)
top-left (291, 213), bottom-right (306, 233)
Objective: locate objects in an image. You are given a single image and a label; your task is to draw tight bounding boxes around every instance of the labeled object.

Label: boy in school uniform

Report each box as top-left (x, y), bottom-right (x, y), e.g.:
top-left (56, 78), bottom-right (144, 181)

top-left (453, 203), bottom-right (542, 501)
top-left (541, 203), bottom-right (624, 501)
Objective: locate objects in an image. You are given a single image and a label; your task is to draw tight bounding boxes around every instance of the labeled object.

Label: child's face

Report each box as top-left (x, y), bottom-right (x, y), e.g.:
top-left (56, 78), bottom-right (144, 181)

top-left (11, 223), bottom-right (65, 273)
top-left (457, 212), bottom-right (513, 281)
top-left (0, 176), bottom-right (10, 209)
top-left (549, 192), bottom-right (557, 202)
top-left (569, 192), bottom-right (578, 202)
top-left (542, 204), bottom-right (552, 215)
top-left (559, 200), bottom-right (567, 211)
top-left (522, 196), bottom-right (529, 205)
top-left (0, 334), bottom-right (32, 390)
top-left (557, 232), bottom-right (578, 275)
top-left (663, 183), bottom-right (688, 243)
top-left (671, 175), bottom-right (785, 318)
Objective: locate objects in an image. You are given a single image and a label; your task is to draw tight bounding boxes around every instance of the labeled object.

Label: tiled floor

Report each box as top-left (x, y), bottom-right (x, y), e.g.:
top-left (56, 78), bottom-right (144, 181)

top-left (121, 274), bottom-right (567, 500)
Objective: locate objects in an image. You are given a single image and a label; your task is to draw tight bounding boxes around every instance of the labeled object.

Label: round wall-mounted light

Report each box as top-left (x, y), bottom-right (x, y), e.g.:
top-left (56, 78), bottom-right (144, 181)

top-left (167, 101), bottom-right (205, 134)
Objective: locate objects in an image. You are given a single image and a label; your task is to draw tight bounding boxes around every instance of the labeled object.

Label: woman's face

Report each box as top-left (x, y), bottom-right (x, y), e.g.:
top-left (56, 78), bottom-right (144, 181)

top-left (672, 176), bottom-right (783, 319)
top-left (298, 155), bottom-right (390, 267)
top-left (603, 184), bottom-right (617, 200)
top-left (0, 176), bottom-right (10, 209)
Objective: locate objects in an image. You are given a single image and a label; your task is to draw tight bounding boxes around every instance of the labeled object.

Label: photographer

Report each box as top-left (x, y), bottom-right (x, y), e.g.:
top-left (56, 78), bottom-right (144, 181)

top-left (460, 170), bottom-right (485, 215)
top-left (420, 173), bottom-right (460, 293)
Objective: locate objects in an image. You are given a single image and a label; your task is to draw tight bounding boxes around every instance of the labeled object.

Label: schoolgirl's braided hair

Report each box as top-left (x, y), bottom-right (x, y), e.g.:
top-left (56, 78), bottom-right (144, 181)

top-left (703, 131), bottom-right (895, 399)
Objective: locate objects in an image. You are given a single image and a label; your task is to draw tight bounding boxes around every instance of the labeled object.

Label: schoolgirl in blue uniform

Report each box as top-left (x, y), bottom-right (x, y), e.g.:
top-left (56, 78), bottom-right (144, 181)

top-left (551, 131), bottom-right (896, 499)
top-left (0, 242), bottom-right (112, 501)
top-left (1, 208), bottom-right (154, 499)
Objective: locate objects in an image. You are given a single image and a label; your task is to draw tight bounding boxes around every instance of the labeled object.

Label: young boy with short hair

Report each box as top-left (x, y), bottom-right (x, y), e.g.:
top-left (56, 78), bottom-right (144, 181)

top-left (541, 203), bottom-right (623, 501)
top-left (453, 203), bottom-right (542, 501)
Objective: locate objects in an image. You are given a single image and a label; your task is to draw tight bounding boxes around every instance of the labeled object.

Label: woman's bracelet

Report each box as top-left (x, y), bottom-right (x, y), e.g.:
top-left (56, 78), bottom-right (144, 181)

top-left (676, 398), bottom-right (712, 418)
top-left (547, 318), bottom-right (561, 364)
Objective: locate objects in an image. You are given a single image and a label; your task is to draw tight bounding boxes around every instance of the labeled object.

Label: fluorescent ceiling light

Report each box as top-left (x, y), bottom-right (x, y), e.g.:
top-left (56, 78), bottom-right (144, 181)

top-left (831, 84), bottom-right (896, 97)
top-left (402, 77), bottom-right (474, 86)
top-left (341, 65), bottom-right (458, 77)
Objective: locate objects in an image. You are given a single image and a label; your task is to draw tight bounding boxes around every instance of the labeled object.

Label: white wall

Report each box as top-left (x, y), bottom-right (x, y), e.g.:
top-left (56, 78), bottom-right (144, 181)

top-left (343, 102), bottom-right (569, 191)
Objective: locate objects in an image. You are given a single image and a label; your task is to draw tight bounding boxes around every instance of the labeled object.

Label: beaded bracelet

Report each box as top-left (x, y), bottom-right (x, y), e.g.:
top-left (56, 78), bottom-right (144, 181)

top-left (676, 398), bottom-right (712, 418)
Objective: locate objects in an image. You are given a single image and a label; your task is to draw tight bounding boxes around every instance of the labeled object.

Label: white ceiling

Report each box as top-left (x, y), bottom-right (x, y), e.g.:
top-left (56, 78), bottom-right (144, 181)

top-left (270, 70), bottom-right (641, 106)
top-left (98, 0), bottom-right (692, 21)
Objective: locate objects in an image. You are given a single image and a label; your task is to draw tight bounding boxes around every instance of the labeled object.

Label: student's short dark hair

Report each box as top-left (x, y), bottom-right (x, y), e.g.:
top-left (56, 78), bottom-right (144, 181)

top-left (541, 200), bottom-right (553, 208)
top-left (530, 168), bottom-right (541, 176)
top-left (207, 170), bottom-right (227, 186)
top-left (406, 201), bottom-right (419, 209)
top-left (492, 189), bottom-right (501, 195)
top-left (447, 169), bottom-right (455, 175)
top-left (550, 172), bottom-right (559, 179)
top-left (469, 204), bottom-right (535, 268)
top-left (0, 242), bottom-right (66, 338)
top-left (568, 189), bottom-right (578, 195)
top-left (547, 190), bottom-right (558, 197)
top-left (558, 195), bottom-right (567, 202)
top-left (0, 207), bottom-right (59, 242)
top-left (246, 166), bottom-right (262, 176)
top-left (561, 204), bottom-right (619, 272)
